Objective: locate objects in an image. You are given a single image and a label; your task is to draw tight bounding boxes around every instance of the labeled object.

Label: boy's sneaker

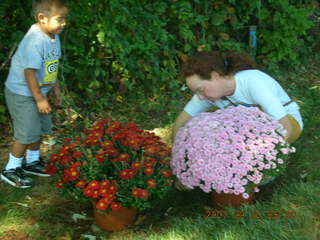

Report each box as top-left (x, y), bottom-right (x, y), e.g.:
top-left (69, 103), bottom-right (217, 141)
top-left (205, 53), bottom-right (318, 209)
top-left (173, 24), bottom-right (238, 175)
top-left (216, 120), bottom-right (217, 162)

top-left (1, 168), bottom-right (33, 188)
top-left (22, 160), bottom-right (51, 177)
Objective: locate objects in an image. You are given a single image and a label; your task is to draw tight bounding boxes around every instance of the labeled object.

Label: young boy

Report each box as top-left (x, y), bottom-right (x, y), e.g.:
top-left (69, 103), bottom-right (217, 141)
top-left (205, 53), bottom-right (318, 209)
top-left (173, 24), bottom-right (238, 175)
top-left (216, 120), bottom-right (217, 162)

top-left (1, 0), bottom-right (68, 188)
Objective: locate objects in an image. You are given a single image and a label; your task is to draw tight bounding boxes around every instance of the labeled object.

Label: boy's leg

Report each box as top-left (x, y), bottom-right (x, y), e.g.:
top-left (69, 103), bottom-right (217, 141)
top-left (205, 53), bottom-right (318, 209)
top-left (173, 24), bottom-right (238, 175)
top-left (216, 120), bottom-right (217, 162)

top-left (22, 112), bottom-right (52, 177)
top-left (1, 141), bottom-right (33, 188)
top-left (5, 142), bottom-right (28, 169)
top-left (26, 140), bottom-right (41, 164)
top-left (23, 139), bottom-right (50, 177)
top-left (1, 88), bottom-right (36, 188)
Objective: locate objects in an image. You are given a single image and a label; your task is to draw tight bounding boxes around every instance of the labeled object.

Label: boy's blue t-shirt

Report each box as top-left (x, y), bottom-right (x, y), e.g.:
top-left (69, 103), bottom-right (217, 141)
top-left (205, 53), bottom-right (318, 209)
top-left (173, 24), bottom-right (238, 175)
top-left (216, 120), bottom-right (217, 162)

top-left (5, 24), bottom-right (61, 96)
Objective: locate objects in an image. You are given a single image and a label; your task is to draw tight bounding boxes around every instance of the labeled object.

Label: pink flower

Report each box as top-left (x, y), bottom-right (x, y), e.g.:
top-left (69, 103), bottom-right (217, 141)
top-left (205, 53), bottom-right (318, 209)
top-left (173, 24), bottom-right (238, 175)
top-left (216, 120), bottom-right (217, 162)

top-left (171, 106), bottom-right (294, 194)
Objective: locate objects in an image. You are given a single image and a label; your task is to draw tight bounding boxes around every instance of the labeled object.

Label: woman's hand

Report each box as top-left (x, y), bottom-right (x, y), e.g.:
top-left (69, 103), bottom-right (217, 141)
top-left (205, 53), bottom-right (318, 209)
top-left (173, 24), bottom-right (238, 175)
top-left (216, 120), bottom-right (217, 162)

top-left (174, 178), bottom-right (192, 191)
top-left (278, 115), bottom-right (292, 141)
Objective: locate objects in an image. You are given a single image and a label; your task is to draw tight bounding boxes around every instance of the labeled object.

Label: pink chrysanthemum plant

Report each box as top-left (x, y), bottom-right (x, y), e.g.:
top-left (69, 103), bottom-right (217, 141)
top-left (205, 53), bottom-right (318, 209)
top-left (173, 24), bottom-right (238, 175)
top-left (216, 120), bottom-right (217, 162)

top-left (46, 118), bottom-right (174, 213)
top-left (171, 106), bottom-right (296, 199)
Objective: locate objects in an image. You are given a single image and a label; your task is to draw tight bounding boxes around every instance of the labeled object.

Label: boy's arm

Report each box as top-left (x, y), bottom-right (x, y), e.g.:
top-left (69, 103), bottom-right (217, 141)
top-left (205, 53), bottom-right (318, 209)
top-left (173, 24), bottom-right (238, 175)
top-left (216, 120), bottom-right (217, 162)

top-left (24, 68), bottom-right (52, 114)
top-left (53, 80), bottom-right (62, 106)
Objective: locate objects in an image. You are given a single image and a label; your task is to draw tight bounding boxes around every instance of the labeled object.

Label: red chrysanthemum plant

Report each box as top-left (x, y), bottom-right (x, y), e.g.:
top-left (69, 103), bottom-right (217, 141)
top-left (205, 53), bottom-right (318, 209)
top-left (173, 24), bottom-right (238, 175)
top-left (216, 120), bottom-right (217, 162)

top-left (46, 118), bottom-right (174, 213)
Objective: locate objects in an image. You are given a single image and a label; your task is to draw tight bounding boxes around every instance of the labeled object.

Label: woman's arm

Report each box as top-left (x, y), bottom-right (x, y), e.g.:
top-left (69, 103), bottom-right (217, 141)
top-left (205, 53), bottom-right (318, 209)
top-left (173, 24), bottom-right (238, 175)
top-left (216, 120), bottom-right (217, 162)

top-left (172, 110), bottom-right (192, 143)
top-left (278, 114), bottom-right (293, 141)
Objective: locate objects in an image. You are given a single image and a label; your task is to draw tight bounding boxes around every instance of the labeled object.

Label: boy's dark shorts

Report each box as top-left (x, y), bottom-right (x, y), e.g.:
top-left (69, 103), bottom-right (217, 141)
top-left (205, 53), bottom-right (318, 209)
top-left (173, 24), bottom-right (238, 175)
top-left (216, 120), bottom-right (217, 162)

top-left (5, 87), bottom-right (52, 144)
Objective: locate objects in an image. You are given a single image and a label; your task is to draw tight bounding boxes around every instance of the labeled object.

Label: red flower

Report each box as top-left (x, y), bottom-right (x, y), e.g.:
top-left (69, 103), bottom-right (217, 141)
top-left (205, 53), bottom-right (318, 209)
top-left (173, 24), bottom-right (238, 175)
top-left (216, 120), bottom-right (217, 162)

top-left (75, 179), bottom-right (86, 189)
top-left (99, 187), bottom-right (109, 197)
top-left (60, 156), bottom-right (73, 165)
top-left (139, 189), bottom-right (149, 199)
top-left (144, 167), bottom-right (154, 176)
top-left (131, 188), bottom-right (140, 198)
top-left (62, 145), bottom-right (71, 152)
top-left (83, 187), bottom-right (93, 198)
top-left (110, 202), bottom-right (122, 211)
top-left (75, 136), bottom-right (82, 141)
top-left (166, 179), bottom-right (174, 186)
top-left (131, 188), bottom-right (149, 199)
top-left (63, 137), bottom-right (72, 144)
top-left (87, 180), bottom-right (100, 190)
top-left (108, 182), bottom-right (118, 193)
top-left (95, 153), bottom-right (106, 162)
top-left (144, 157), bottom-right (157, 167)
top-left (127, 137), bottom-right (141, 148)
top-left (49, 118), bottom-right (174, 212)
top-left (110, 157), bottom-right (120, 163)
top-left (45, 165), bottom-right (56, 175)
top-left (96, 199), bottom-right (108, 211)
top-left (100, 180), bottom-right (110, 188)
top-left (101, 140), bottom-right (113, 149)
top-left (147, 179), bottom-right (157, 188)
top-left (105, 148), bottom-right (119, 156)
top-left (72, 151), bottom-right (83, 159)
top-left (119, 169), bottom-right (135, 180)
top-left (50, 154), bottom-right (60, 163)
top-left (63, 167), bottom-right (80, 182)
top-left (161, 170), bottom-right (172, 178)
top-left (102, 193), bottom-right (115, 203)
top-left (56, 181), bottom-right (63, 188)
top-left (71, 161), bottom-right (81, 168)
top-left (119, 153), bottom-right (129, 162)
top-left (131, 161), bottom-right (142, 169)
top-left (92, 190), bottom-right (100, 198)
top-left (144, 146), bottom-right (158, 156)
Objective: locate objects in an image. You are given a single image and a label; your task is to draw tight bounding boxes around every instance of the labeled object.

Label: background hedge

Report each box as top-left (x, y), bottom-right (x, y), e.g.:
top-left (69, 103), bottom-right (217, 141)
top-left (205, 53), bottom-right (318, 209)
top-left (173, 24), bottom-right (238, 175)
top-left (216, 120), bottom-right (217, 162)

top-left (0, 0), bottom-right (319, 124)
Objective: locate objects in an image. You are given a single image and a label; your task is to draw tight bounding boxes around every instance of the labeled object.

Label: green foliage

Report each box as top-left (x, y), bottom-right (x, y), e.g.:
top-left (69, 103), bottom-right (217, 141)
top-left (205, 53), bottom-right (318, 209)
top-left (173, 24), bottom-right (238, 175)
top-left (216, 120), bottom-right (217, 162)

top-left (0, 0), bottom-right (317, 124)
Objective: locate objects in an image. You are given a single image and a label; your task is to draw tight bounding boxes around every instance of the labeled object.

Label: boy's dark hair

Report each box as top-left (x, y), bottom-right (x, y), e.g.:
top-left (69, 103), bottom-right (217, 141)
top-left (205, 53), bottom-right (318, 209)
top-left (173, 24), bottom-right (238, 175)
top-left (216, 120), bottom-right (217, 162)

top-left (32, 0), bottom-right (68, 17)
top-left (181, 50), bottom-right (256, 79)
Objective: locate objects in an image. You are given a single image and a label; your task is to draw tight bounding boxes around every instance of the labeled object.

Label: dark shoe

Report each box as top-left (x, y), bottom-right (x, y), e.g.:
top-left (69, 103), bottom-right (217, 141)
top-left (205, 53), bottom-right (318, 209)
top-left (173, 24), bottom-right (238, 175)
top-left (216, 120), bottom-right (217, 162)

top-left (22, 160), bottom-right (51, 177)
top-left (1, 168), bottom-right (33, 188)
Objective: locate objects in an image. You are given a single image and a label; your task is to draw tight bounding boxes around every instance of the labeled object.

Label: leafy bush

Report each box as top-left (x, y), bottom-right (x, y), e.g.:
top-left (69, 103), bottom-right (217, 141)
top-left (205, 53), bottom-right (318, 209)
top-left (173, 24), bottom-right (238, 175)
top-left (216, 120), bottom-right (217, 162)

top-left (0, 0), bottom-right (316, 124)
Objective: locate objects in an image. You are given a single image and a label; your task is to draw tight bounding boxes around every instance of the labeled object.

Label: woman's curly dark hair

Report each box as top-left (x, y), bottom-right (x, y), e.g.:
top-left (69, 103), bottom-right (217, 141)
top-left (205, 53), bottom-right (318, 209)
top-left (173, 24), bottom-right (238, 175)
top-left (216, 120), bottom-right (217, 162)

top-left (181, 50), bottom-right (256, 80)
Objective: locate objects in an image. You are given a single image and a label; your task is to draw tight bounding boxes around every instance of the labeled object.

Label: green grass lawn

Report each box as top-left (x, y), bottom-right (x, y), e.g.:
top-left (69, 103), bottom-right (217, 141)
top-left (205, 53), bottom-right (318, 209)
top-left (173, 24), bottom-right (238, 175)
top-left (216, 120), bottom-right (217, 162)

top-left (0, 58), bottom-right (319, 240)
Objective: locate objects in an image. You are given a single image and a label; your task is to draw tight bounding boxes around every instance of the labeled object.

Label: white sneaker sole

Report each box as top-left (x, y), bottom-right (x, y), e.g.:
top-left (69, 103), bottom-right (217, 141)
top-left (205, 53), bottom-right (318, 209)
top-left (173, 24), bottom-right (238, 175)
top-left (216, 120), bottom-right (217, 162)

top-left (22, 169), bottom-right (51, 177)
top-left (0, 174), bottom-right (32, 189)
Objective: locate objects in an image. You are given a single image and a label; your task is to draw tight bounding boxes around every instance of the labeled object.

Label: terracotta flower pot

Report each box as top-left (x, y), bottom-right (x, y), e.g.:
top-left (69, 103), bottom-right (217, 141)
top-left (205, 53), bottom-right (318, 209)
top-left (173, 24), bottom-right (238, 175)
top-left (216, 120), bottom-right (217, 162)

top-left (94, 207), bottom-right (137, 232)
top-left (211, 191), bottom-right (255, 209)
